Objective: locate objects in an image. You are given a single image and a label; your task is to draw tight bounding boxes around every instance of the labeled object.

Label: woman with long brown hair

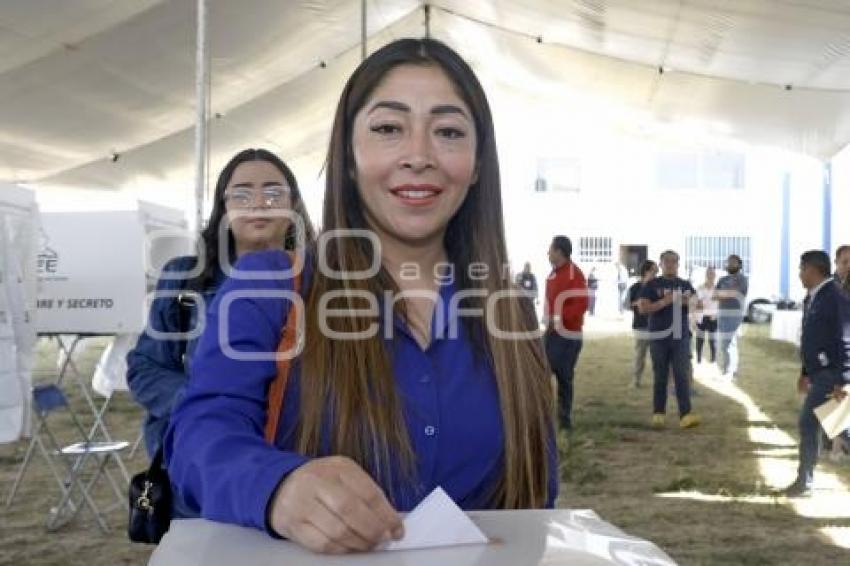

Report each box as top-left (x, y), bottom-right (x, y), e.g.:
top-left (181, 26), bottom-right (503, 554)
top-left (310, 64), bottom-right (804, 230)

top-left (127, 148), bottom-right (314, 519)
top-left (165, 38), bottom-right (557, 554)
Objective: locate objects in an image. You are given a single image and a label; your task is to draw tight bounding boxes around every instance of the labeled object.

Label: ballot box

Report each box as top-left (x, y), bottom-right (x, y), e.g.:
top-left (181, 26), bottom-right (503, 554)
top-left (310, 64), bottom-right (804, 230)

top-left (151, 511), bottom-right (675, 566)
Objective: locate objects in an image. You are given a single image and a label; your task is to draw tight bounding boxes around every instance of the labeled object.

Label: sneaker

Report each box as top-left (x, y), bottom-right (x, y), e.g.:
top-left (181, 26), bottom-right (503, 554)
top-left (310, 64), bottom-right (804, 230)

top-left (651, 414), bottom-right (666, 428)
top-left (680, 413), bottom-right (701, 429)
top-left (781, 481), bottom-right (812, 498)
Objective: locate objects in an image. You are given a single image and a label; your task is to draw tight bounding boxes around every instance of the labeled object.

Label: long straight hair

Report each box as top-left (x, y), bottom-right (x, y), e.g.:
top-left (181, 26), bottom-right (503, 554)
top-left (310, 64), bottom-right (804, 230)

top-left (298, 38), bottom-right (554, 508)
top-left (188, 148), bottom-right (315, 291)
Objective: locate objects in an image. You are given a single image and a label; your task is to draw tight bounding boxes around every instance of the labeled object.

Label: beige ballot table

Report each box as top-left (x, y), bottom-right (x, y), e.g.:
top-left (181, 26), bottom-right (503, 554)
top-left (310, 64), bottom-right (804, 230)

top-left (150, 510), bottom-right (676, 566)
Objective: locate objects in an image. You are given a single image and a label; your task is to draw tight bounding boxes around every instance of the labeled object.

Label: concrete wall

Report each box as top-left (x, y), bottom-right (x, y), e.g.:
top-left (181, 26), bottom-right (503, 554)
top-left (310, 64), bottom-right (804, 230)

top-left (496, 119), bottom-right (825, 311)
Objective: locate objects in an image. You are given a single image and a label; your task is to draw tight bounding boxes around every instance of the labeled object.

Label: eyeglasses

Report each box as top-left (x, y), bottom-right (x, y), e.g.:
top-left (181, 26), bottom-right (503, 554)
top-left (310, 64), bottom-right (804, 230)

top-left (225, 185), bottom-right (291, 209)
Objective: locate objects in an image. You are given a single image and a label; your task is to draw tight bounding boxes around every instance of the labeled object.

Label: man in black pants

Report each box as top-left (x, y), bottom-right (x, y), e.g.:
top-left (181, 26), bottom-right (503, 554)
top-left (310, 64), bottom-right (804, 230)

top-left (638, 250), bottom-right (701, 429)
top-left (544, 236), bottom-right (589, 431)
top-left (628, 260), bottom-right (658, 388)
top-left (783, 251), bottom-right (850, 497)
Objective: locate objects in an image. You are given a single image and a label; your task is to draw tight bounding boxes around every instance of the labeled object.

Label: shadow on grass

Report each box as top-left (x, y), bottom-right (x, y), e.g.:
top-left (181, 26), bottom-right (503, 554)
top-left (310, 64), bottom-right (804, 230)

top-left (558, 333), bottom-right (850, 565)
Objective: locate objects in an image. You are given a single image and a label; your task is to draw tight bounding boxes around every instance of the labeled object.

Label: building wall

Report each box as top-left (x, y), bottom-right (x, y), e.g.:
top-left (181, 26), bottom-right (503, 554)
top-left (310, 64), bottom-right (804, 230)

top-left (831, 144), bottom-right (850, 254)
top-left (498, 129), bottom-right (825, 312)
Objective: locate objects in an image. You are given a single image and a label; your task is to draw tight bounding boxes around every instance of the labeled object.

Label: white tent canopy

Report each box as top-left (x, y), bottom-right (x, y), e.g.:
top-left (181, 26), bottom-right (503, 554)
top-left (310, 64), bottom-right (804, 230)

top-left (2, 0), bottom-right (850, 205)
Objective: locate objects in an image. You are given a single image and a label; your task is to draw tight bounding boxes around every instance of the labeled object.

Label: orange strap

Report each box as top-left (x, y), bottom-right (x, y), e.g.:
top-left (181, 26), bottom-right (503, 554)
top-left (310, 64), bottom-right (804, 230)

top-left (264, 254), bottom-right (301, 444)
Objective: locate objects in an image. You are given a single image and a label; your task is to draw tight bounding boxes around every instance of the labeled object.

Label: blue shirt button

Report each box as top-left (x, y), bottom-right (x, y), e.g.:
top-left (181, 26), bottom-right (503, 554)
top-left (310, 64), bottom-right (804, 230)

top-left (424, 425), bottom-right (436, 436)
top-left (420, 373), bottom-right (431, 383)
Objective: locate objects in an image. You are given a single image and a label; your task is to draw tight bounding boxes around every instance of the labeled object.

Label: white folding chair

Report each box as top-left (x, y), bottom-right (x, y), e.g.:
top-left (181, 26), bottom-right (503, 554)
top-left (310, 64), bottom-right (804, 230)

top-left (53, 335), bottom-right (131, 483)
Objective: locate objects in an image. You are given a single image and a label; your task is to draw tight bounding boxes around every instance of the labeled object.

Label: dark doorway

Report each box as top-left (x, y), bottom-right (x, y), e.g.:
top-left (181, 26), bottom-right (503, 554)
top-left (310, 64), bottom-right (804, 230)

top-left (620, 245), bottom-right (648, 277)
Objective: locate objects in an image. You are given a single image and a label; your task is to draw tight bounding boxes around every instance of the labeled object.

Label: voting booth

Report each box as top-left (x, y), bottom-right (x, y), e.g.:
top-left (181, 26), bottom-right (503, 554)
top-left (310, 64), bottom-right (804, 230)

top-left (36, 201), bottom-right (191, 335)
top-left (0, 184), bottom-right (40, 443)
top-left (4, 200), bottom-right (191, 517)
top-left (36, 201), bottom-right (191, 398)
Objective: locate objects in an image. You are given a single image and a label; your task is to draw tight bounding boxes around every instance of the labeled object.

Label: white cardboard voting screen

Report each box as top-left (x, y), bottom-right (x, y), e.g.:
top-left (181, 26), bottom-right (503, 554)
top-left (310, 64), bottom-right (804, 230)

top-left (0, 184), bottom-right (39, 443)
top-left (36, 204), bottom-right (190, 334)
top-left (36, 211), bottom-right (143, 334)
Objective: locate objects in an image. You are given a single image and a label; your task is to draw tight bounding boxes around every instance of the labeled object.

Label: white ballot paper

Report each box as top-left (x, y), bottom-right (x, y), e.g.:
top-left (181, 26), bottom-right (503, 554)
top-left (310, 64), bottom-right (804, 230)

top-left (382, 487), bottom-right (489, 552)
top-left (814, 386), bottom-right (850, 439)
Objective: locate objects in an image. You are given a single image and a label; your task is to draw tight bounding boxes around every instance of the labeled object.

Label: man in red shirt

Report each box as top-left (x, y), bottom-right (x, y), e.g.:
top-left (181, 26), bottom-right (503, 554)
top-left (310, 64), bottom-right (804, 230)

top-left (544, 236), bottom-right (589, 431)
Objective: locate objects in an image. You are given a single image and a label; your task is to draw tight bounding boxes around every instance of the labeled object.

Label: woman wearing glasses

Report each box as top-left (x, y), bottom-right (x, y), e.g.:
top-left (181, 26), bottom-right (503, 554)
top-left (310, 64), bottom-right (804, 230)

top-left (126, 148), bottom-right (315, 517)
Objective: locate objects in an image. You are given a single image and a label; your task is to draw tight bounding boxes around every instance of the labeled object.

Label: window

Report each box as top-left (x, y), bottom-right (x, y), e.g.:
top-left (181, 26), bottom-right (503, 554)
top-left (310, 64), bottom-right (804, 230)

top-left (578, 236), bottom-right (613, 263)
top-left (657, 152), bottom-right (699, 190)
top-left (703, 151), bottom-right (745, 189)
top-left (656, 150), bottom-right (745, 190)
top-left (684, 236), bottom-right (751, 273)
top-left (535, 158), bottom-right (581, 193)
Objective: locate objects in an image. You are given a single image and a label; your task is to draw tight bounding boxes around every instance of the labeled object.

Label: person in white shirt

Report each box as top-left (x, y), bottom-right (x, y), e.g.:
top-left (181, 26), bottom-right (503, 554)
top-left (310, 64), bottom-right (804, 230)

top-left (694, 267), bottom-right (719, 364)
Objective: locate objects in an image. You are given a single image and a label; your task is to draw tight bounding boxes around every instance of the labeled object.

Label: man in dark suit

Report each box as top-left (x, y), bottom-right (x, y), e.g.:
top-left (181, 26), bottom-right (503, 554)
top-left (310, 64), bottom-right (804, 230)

top-left (784, 251), bottom-right (850, 497)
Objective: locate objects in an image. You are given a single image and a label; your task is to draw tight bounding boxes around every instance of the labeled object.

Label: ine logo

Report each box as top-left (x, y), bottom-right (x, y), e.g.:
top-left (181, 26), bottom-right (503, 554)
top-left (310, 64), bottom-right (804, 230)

top-left (37, 229), bottom-right (60, 275)
top-left (38, 246), bottom-right (59, 274)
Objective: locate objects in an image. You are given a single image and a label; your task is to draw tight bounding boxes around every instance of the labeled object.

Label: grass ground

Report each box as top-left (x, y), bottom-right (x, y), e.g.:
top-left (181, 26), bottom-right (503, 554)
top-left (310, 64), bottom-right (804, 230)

top-left (1, 325), bottom-right (849, 564)
top-left (0, 339), bottom-right (153, 565)
top-left (560, 323), bottom-right (850, 565)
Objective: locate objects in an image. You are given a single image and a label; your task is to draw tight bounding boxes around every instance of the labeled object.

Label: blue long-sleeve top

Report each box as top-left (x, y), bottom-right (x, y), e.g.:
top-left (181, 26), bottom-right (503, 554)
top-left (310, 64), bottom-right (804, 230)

top-left (126, 255), bottom-right (221, 458)
top-left (164, 250), bottom-right (558, 534)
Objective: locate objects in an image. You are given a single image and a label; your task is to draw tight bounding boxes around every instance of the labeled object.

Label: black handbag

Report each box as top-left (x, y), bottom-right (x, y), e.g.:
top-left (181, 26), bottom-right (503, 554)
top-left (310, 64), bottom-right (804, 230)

top-left (125, 259), bottom-right (301, 544)
top-left (128, 447), bottom-right (172, 543)
top-left (127, 291), bottom-right (195, 543)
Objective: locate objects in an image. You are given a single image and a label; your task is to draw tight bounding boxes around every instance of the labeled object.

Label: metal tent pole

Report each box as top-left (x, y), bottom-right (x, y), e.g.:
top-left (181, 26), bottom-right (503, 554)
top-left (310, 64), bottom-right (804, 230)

top-left (361, 0), bottom-right (367, 60)
top-left (193, 0), bottom-right (209, 234)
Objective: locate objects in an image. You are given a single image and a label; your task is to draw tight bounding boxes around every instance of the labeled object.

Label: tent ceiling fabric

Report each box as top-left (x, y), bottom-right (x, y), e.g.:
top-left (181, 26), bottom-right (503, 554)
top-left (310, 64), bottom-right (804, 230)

top-left (1, 0), bottom-right (849, 193)
top-left (439, 0), bottom-right (850, 91)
